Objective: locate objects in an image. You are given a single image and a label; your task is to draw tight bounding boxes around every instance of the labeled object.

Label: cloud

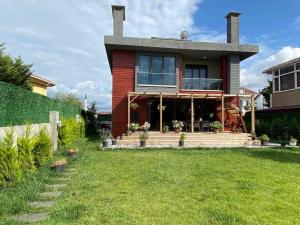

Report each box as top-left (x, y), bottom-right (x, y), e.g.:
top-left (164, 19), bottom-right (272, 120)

top-left (241, 46), bottom-right (300, 91)
top-left (294, 16), bottom-right (300, 26)
top-left (0, 0), bottom-right (203, 111)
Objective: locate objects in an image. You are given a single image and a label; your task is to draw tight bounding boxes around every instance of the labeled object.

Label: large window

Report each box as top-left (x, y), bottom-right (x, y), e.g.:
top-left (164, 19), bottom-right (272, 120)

top-left (183, 64), bottom-right (222, 90)
top-left (137, 55), bottom-right (176, 86)
top-left (280, 73), bottom-right (295, 91)
top-left (273, 62), bottom-right (300, 92)
top-left (184, 65), bottom-right (207, 78)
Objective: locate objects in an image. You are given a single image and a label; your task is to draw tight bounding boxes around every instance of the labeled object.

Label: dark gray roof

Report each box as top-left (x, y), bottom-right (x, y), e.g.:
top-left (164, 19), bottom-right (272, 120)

top-left (263, 56), bottom-right (300, 74)
top-left (104, 35), bottom-right (259, 70)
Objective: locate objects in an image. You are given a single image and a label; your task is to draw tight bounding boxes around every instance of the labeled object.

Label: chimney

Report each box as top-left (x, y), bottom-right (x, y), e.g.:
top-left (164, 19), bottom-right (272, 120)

top-left (112, 5), bottom-right (125, 37)
top-left (225, 12), bottom-right (241, 44)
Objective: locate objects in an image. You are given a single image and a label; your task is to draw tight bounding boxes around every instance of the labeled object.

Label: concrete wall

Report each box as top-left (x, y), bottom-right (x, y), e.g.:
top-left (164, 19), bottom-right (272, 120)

top-left (227, 55), bottom-right (240, 94)
top-left (0, 123), bottom-right (51, 146)
top-left (272, 89), bottom-right (300, 109)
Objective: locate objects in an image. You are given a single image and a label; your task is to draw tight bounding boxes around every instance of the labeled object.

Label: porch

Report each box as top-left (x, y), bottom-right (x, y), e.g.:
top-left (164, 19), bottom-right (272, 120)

top-left (127, 92), bottom-right (255, 134)
top-left (117, 131), bottom-right (257, 147)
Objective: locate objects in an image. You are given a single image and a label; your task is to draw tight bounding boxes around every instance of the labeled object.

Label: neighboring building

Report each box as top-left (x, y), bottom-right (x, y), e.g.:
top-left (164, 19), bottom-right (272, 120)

top-left (254, 92), bottom-right (268, 110)
top-left (29, 74), bottom-right (55, 96)
top-left (239, 87), bottom-right (257, 114)
top-left (104, 5), bottom-right (259, 137)
top-left (263, 57), bottom-right (300, 109)
top-left (97, 112), bottom-right (112, 130)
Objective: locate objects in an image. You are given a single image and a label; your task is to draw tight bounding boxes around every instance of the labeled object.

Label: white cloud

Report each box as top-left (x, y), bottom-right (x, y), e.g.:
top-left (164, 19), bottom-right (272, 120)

top-left (0, 0), bottom-right (203, 111)
top-left (241, 46), bottom-right (300, 91)
top-left (294, 16), bottom-right (300, 26)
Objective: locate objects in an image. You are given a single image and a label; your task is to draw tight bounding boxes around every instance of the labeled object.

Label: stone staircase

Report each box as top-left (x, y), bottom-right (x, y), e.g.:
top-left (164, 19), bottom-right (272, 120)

top-left (117, 132), bottom-right (255, 147)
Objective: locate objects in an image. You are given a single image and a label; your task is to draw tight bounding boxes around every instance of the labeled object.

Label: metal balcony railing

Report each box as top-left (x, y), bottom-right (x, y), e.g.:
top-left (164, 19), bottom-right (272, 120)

top-left (137, 72), bottom-right (176, 86)
top-left (182, 78), bottom-right (223, 90)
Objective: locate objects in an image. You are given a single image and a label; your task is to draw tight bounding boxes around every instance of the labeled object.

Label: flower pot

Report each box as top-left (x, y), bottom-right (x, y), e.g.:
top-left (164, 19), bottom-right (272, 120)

top-left (174, 128), bottom-right (180, 133)
top-left (112, 140), bottom-right (117, 145)
top-left (214, 129), bottom-right (219, 134)
top-left (261, 141), bottom-right (268, 146)
top-left (140, 140), bottom-right (146, 147)
top-left (289, 141), bottom-right (297, 146)
top-left (102, 140), bottom-right (108, 147)
top-left (179, 140), bottom-right (184, 147)
top-left (127, 131), bottom-right (132, 136)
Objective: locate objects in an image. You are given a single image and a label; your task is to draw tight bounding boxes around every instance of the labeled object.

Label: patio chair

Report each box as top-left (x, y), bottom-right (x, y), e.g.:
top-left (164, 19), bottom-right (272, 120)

top-left (201, 121), bottom-right (210, 132)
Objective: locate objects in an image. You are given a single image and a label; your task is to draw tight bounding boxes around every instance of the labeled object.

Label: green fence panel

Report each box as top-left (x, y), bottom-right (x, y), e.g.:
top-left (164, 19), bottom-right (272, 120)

top-left (0, 81), bottom-right (80, 126)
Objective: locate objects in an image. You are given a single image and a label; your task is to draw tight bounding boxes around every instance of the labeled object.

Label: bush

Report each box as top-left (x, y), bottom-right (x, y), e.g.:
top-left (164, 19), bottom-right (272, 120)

top-left (58, 117), bottom-right (85, 146)
top-left (33, 127), bottom-right (52, 167)
top-left (17, 125), bottom-right (35, 172)
top-left (0, 129), bottom-right (21, 187)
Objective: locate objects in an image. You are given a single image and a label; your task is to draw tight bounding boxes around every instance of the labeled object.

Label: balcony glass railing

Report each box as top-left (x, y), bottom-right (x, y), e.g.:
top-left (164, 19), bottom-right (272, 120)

top-left (137, 72), bottom-right (176, 86)
top-left (183, 78), bottom-right (223, 90)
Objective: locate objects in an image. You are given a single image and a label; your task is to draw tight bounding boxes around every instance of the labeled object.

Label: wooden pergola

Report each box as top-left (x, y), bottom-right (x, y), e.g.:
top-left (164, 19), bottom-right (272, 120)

top-left (127, 92), bottom-right (256, 134)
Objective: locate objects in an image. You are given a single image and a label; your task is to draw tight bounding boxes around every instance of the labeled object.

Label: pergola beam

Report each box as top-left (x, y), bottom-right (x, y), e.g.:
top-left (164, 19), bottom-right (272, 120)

top-left (221, 94), bottom-right (224, 132)
top-left (160, 92), bottom-right (163, 132)
top-left (127, 93), bottom-right (131, 126)
top-left (191, 94), bottom-right (194, 133)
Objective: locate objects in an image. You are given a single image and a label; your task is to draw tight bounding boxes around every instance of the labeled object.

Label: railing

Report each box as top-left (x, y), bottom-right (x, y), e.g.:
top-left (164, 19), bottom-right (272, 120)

top-left (137, 72), bottom-right (176, 86)
top-left (182, 78), bottom-right (223, 90)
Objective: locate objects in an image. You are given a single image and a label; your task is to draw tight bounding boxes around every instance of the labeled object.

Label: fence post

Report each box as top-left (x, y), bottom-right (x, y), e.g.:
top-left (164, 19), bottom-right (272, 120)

top-left (49, 111), bottom-right (59, 152)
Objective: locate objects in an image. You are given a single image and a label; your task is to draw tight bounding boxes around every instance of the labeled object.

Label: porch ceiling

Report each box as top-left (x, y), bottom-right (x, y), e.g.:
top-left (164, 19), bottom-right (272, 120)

top-left (128, 91), bottom-right (254, 99)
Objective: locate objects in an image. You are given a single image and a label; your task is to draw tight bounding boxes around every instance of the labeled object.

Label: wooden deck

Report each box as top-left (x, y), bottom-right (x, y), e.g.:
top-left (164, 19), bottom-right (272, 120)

top-left (116, 131), bottom-right (258, 147)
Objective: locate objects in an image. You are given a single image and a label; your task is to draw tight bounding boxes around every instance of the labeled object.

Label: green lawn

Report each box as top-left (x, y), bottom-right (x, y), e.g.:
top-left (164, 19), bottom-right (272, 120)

top-left (1, 140), bottom-right (300, 225)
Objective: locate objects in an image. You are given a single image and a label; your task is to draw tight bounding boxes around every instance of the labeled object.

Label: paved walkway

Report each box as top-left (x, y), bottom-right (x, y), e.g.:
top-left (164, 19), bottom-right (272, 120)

top-left (12, 167), bottom-right (75, 223)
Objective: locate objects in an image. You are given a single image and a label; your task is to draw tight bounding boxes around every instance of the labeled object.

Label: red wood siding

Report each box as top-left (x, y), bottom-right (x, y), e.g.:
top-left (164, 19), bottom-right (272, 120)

top-left (221, 56), bottom-right (228, 94)
top-left (112, 50), bottom-right (136, 138)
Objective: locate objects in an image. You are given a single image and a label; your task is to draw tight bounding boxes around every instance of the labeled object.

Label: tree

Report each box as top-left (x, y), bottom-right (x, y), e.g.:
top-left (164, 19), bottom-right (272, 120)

top-left (0, 43), bottom-right (32, 90)
top-left (53, 93), bottom-right (82, 109)
top-left (260, 80), bottom-right (272, 107)
top-left (88, 101), bottom-right (97, 113)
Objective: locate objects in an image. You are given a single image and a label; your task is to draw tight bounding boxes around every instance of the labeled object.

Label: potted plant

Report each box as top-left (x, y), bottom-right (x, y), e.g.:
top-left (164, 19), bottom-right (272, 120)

top-left (210, 121), bottom-right (222, 133)
top-left (99, 129), bottom-right (111, 147)
top-left (162, 125), bottom-right (169, 134)
top-left (130, 102), bottom-right (139, 110)
top-left (141, 122), bottom-right (150, 132)
top-left (139, 131), bottom-right (149, 147)
top-left (127, 123), bottom-right (140, 133)
top-left (111, 138), bottom-right (117, 145)
top-left (67, 148), bottom-right (79, 158)
top-left (179, 133), bottom-right (186, 147)
top-left (259, 134), bottom-right (270, 146)
top-left (51, 159), bottom-right (67, 172)
top-left (289, 136), bottom-right (298, 146)
top-left (172, 120), bottom-right (184, 133)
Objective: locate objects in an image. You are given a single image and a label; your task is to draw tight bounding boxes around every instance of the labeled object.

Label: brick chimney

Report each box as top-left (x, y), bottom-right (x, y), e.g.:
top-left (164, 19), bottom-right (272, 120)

top-left (112, 5), bottom-right (125, 37)
top-left (225, 12), bottom-right (241, 44)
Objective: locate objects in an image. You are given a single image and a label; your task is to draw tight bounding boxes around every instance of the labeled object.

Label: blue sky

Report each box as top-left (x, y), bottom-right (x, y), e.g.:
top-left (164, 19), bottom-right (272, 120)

top-left (0, 0), bottom-right (299, 111)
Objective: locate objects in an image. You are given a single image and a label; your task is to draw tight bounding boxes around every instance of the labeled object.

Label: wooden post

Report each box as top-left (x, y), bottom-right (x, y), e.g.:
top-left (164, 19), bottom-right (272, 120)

top-left (251, 95), bottom-right (255, 134)
top-left (127, 93), bottom-right (130, 127)
top-left (160, 92), bottom-right (163, 132)
top-left (221, 95), bottom-right (224, 132)
top-left (191, 94), bottom-right (194, 133)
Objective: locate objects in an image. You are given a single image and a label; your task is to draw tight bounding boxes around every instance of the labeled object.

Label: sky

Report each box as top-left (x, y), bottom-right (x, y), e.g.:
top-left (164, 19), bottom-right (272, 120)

top-left (0, 0), bottom-right (300, 111)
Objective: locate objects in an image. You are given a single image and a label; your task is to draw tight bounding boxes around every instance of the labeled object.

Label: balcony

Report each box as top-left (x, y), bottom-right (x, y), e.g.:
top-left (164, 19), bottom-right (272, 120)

top-left (182, 78), bottom-right (223, 91)
top-left (137, 72), bottom-right (176, 86)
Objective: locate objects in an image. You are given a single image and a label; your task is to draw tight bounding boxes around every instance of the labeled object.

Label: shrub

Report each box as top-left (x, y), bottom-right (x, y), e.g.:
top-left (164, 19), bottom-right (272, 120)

top-left (180, 133), bottom-right (186, 141)
top-left (58, 117), bottom-right (85, 146)
top-left (17, 125), bottom-right (35, 172)
top-left (210, 121), bottom-right (222, 130)
top-left (259, 134), bottom-right (270, 144)
top-left (33, 127), bottom-right (52, 167)
top-left (0, 129), bottom-right (21, 187)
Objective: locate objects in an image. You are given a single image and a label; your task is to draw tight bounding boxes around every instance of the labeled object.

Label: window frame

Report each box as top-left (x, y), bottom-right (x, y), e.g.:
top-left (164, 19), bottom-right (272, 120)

top-left (137, 53), bottom-right (177, 87)
top-left (273, 62), bottom-right (300, 93)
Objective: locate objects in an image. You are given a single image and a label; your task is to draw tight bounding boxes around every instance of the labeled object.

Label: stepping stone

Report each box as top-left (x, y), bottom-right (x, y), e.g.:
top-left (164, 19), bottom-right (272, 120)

top-left (13, 212), bottom-right (48, 223)
top-left (66, 168), bottom-right (76, 171)
top-left (29, 201), bottom-right (55, 208)
top-left (46, 184), bottom-right (67, 189)
top-left (40, 191), bottom-right (61, 198)
top-left (57, 177), bottom-right (70, 181)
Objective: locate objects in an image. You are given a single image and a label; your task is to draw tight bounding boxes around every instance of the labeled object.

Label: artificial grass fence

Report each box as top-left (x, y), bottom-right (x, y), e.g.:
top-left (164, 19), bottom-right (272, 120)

top-left (0, 81), bottom-right (80, 127)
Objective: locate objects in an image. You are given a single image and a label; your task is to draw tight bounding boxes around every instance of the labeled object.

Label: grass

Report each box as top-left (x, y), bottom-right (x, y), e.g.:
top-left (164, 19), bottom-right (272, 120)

top-left (1, 140), bottom-right (300, 225)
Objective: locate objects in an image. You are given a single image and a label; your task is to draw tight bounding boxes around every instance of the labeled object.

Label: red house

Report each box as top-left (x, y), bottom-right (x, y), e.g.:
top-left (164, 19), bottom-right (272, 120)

top-left (105, 5), bottom-right (259, 138)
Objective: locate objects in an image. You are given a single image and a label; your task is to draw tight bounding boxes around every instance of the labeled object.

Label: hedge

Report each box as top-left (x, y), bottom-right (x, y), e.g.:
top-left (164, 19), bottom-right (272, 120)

top-left (245, 109), bottom-right (300, 142)
top-left (0, 81), bottom-right (80, 127)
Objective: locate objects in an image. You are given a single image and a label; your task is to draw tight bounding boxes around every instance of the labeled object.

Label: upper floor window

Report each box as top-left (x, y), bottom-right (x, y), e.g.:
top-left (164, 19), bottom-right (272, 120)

top-left (184, 65), bottom-right (207, 79)
top-left (137, 55), bottom-right (176, 86)
top-left (273, 62), bottom-right (300, 92)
